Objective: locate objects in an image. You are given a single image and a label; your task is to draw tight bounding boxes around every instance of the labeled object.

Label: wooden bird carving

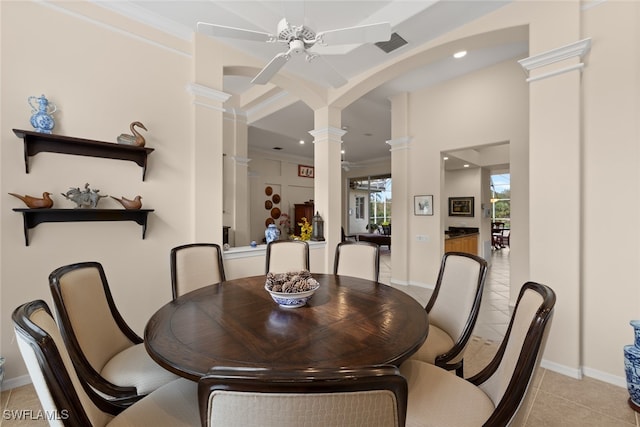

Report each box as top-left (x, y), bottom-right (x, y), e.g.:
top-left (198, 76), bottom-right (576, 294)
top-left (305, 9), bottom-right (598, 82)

top-left (111, 195), bottom-right (142, 210)
top-left (9, 192), bottom-right (54, 209)
top-left (117, 121), bottom-right (147, 147)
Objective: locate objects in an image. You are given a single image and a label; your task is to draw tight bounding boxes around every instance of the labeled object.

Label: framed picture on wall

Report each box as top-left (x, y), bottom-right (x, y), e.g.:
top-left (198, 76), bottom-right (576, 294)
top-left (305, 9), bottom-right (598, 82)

top-left (414, 195), bottom-right (433, 216)
top-left (298, 164), bottom-right (314, 178)
top-left (448, 196), bottom-right (474, 217)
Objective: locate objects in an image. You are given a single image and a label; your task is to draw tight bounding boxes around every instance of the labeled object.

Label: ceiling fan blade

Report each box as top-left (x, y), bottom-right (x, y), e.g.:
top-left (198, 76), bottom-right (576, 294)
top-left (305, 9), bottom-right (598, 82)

top-left (251, 52), bottom-right (290, 85)
top-left (307, 54), bottom-right (348, 88)
top-left (317, 22), bottom-right (391, 46)
top-left (197, 22), bottom-right (274, 43)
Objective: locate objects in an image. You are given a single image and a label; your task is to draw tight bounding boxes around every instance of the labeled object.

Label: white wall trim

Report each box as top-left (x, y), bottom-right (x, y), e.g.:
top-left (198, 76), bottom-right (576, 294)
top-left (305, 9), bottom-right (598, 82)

top-left (38, 1), bottom-right (191, 58)
top-left (244, 91), bottom-right (291, 121)
top-left (582, 366), bottom-right (627, 389)
top-left (231, 156), bottom-right (251, 167)
top-left (386, 136), bottom-right (412, 152)
top-left (186, 83), bottom-right (232, 103)
top-left (540, 359), bottom-right (583, 380)
top-left (518, 38), bottom-right (591, 83)
top-left (309, 127), bottom-right (347, 144)
top-left (2, 374), bottom-right (32, 391)
top-left (89, 0), bottom-right (193, 40)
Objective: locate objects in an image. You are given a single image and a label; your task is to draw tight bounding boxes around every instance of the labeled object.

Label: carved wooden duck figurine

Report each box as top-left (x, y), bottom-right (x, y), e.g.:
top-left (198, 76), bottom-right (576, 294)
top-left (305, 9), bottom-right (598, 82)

top-left (117, 121), bottom-right (147, 147)
top-left (111, 195), bottom-right (142, 210)
top-left (9, 192), bottom-right (54, 209)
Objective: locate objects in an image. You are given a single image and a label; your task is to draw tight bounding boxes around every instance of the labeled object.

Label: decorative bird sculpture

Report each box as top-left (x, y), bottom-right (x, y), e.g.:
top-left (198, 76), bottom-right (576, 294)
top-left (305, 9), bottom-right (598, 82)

top-left (9, 192), bottom-right (54, 209)
top-left (111, 195), bottom-right (142, 210)
top-left (117, 121), bottom-right (147, 147)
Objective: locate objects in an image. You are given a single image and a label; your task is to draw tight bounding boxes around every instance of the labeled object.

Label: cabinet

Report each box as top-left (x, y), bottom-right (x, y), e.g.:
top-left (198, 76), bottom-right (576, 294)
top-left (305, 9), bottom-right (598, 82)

top-left (444, 234), bottom-right (478, 255)
top-left (294, 203), bottom-right (314, 236)
top-left (14, 129), bottom-right (154, 180)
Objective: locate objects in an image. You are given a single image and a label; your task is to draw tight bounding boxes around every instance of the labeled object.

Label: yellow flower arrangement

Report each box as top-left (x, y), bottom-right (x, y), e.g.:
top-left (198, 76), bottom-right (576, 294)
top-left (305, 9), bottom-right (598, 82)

top-left (294, 217), bottom-right (313, 241)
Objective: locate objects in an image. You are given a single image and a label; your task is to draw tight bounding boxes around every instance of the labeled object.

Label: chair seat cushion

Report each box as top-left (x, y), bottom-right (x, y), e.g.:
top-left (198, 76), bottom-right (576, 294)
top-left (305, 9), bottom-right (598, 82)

top-left (400, 360), bottom-right (494, 427)
top-left (409, 325), bottom-right (454, 364)
top-left (101, 343), bottom-right (178, 395)
top-left (108, 378), bottom-right (199, 426)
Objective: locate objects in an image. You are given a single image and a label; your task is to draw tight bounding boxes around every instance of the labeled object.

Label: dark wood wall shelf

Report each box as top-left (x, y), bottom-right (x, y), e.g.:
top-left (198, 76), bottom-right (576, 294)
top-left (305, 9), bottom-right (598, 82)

top-left (13, 208), bottom-right (154, 246)
top-left (13, 129), bottom-right (154, 180)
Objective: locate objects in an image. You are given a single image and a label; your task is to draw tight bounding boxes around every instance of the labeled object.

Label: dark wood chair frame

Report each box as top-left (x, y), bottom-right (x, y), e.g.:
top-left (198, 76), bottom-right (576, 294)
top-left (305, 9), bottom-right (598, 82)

top-left (265, 240), bottom-right (310, 274)
top-left (12, 300), bottom-right (132, 426)
top-left (426, 252), bottom-right (488, 377)
top-left (469, 281), bottom-right (555, 426)
top-left (48, 261), bottom-right (144, 407)
top-left (333, 240), bottom-right (381, 283)
top-left (170, 242), bottom-right (226, 300)
top-left (198, 365), bottom-right (407, 427)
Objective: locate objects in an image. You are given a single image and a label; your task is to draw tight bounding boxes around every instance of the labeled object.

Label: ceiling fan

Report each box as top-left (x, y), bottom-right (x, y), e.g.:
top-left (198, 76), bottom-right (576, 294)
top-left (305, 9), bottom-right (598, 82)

top-left (197, 18), bottom-right (391, 88)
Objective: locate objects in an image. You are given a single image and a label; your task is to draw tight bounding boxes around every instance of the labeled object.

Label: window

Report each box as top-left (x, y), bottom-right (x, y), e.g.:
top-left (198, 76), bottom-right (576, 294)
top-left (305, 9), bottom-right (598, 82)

top-left (490, 173), bottom-right (510, 228)
top-left (355, 196), bottom-right (365, 219)
top-left (348, 175), bottom-right (392, 233)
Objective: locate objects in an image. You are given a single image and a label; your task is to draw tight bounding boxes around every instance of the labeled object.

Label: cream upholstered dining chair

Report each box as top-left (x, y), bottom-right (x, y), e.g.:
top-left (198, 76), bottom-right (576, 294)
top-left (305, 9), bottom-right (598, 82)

top-left (48, 261), bottom-right (178, 406)
top-left (13, 299), bottom-right (200, 426)
top-left (170, 243), bottom-right (226, 299)
top-left (198, 365), bottom-right (407, 427)
top-left (265, 240), bottom-right (310, 274)
top-left (333, 241), bottom-right (381, 282)
top-left (410, 252), bottom-right (487, 377)
top-left (400, 281), bottom-right (555, 427)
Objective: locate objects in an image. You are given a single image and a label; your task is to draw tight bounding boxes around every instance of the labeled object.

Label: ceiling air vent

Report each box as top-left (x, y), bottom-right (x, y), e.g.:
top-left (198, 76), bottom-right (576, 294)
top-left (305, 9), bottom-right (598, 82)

top-left (375, 32), bottom-right (407, 53)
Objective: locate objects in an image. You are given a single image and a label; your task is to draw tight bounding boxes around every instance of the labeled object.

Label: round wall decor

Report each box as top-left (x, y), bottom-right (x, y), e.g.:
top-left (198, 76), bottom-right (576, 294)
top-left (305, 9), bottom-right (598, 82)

top-left (271, 207), bottom-right (281, 219)
top-left (265, 200), bottom-right (273, 209)
top-left (265, 186), bottom-right (273, 196)
top-left (265, 217), bottom-right (275, 227)
top-left (272, 194), bottom-right (281, 204)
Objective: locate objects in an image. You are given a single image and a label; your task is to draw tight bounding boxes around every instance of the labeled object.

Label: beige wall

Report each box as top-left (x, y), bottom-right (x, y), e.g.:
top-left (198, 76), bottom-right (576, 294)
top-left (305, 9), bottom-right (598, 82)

top-left (0, 1), bottom-right (196, 382)
top-left (3, 0), bottom-right (640, 391)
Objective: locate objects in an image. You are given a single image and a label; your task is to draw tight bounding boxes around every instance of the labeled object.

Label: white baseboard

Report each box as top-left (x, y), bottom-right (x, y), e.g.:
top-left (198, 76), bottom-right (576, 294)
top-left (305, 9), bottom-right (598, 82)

top-left (2, 374), bottom-right (32, 391)
top-left (541, 359), bottom-right (627, 389)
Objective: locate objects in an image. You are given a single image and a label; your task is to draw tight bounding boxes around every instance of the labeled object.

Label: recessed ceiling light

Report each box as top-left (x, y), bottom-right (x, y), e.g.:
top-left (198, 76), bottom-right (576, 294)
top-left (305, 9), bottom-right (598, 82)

top-left (443, 156), bottom-right (449, 160)
top-left (463, 164), bottom-right (470, 168)
top-left (453, 50), bottom-right (467, 59)
top-left (341, 149), bottom-right (345, 154)
top-left (299, 140), bottom-right (305, 144)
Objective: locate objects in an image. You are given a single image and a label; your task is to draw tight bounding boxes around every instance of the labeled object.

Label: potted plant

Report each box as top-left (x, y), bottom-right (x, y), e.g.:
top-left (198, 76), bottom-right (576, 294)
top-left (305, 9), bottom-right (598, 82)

top-left (366, 223), bottom-right (379, 233)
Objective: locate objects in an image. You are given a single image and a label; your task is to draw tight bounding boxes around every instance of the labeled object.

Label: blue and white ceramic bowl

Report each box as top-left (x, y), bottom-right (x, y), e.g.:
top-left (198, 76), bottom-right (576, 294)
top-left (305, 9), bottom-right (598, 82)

top-left (265, 283), bottom-right (319, 308)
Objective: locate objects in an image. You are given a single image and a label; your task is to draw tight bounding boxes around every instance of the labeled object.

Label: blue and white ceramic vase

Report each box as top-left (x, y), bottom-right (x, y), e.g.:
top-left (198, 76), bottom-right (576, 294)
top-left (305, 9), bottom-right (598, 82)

top-left (265, 223), bottom-right (280, 244)
top-left (624, 320), bottom-right (640, 411)
top-left (28, 94), bottom-right (57, 134)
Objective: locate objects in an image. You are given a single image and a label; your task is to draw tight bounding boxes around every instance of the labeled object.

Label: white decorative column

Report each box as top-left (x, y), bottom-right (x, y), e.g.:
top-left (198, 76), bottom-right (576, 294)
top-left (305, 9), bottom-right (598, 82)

top-left (189, 33), bottom-right (231, 243)
top-left (223, 107), bottom-right (251, 246)
top-left (519, 36), bottom-right (591, 377)
top-left (386, 136), bottom-right (411, 285)
top-left (388, 92), bottom-right (412, 286)
top-left (310, 106), bottom-right (344, 273)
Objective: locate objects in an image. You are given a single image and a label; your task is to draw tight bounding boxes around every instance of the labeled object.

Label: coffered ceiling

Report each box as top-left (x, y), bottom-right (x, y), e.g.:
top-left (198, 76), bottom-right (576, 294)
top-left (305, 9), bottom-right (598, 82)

top-left (96, 1), bottom-right (527, 166)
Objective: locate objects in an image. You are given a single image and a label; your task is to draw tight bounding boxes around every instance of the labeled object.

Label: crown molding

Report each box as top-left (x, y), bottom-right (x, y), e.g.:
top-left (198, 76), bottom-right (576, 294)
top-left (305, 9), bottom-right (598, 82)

top-left (90, 0), bottom-right (192, 40)
top-left (518, 38), bottom-right (591, 83)
top-left (186, 83), bottom-right (231, 103)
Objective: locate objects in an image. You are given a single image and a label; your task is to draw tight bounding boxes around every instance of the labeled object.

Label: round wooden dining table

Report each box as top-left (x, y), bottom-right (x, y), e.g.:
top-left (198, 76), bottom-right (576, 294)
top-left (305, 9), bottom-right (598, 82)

top-left (145, 274), bottom-right (429, 381)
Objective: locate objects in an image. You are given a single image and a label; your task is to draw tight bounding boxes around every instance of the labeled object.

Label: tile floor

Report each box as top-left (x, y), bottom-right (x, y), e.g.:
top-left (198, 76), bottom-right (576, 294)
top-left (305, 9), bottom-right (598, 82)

top-left (1, 248), bottom-right (638, 426)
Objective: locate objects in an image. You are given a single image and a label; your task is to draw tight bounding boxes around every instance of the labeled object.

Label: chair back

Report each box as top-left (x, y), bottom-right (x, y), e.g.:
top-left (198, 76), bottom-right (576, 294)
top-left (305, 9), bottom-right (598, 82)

top-left (198, 365), bottom-right (407, 427)
top-left (13, 300), bottom-right (116, 427)
top-left (48, 261), bottom-right (141, 399)
top-left (170, 243), bottom-right (226, 299)
top-left (265, 240), bottom-right (310, 274)
top-left (470, 282), bottom-right (555, 426)
top-left (426, 252), bottom-right (487, 367)
top-left (334, 241), bottom-right (380, 282)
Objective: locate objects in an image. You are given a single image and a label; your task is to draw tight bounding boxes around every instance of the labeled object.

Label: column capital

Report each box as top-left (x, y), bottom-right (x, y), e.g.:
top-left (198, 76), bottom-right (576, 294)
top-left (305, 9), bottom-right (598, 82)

top-left (309, 127), bottom-right (347, 143)
top-left (186, 83), bottom-right (232, 111)
top-left (386, 136), bottom-right (412, 151)
top-left (231, 156), bottom-right (251, 166)
top-left (518, 38), bottom-right (591, 83)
